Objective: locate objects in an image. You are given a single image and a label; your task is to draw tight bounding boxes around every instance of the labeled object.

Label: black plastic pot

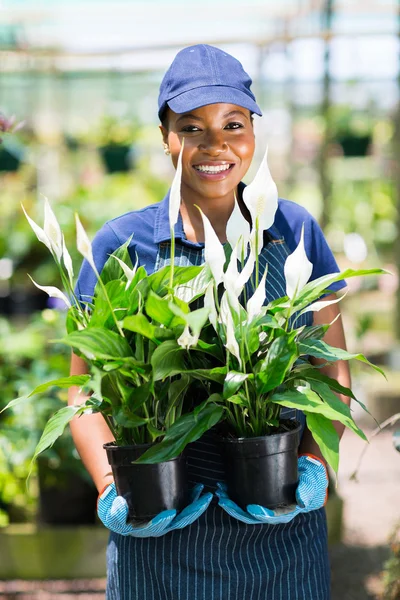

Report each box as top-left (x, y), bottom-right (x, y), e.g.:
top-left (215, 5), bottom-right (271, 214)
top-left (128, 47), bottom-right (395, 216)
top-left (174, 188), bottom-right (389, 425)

top-left (104, 442), bottom-right (189, 522)
top-left (219, 420), bottom-right (301, 510)
top-left (99, 144), bottom-right (133, 173)
top-left (37, 466), bottom-right (98, 526)
top-left (336, 134), bottom-right (371, 157)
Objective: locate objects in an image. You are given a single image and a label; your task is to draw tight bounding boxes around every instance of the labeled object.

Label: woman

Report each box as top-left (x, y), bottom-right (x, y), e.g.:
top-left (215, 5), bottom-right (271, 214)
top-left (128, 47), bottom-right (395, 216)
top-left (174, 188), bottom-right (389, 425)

top-left (69, 44), bottom-right (348, 599)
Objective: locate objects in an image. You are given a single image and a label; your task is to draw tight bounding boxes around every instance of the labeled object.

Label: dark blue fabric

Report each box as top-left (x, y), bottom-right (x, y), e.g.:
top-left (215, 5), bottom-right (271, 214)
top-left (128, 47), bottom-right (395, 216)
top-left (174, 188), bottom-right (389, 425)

top-left (75, 190), bottom-right (339, 599)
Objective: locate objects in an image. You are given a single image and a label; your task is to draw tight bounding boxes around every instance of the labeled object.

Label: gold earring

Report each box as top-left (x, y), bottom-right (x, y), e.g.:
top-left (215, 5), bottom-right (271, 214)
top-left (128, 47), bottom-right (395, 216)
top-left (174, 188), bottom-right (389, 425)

top-left (163, 143), bottom-right (170, 156)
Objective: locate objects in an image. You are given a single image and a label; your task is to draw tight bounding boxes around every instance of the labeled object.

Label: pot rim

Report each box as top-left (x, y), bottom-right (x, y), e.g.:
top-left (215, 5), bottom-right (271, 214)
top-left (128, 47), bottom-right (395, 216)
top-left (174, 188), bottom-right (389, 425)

top-left (103, 441), bottom-right (154, 451)
top-left (219, 419), bottom-right (301, 445)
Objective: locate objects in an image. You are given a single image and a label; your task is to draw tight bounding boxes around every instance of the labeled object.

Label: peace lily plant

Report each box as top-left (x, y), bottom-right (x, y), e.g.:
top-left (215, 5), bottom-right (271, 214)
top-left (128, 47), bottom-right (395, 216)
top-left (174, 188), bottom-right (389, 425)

top-left (2, 145), bottom-right (385, 476)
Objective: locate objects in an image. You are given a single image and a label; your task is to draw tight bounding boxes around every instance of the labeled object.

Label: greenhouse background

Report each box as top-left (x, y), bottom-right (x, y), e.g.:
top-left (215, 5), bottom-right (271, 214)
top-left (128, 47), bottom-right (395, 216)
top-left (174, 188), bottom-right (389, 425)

top-left (1, 1), bottom-right (400, 598)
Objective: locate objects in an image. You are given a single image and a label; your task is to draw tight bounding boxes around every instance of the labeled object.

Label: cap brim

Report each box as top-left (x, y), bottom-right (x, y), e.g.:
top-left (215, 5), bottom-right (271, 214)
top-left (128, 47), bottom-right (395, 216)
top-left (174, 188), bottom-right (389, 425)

top-left (164, 86), bottom-right (262, 118)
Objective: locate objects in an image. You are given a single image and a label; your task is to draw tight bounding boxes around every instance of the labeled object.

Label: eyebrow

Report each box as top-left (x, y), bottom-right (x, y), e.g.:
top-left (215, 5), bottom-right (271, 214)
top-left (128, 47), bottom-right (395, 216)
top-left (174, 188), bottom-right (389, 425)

top-left (176, 109), bottom-right (249, 123)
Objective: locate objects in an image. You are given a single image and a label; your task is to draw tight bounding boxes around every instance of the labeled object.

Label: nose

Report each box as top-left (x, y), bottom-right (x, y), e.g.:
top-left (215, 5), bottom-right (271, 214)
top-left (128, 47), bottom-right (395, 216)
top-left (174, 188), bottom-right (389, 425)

top-left (198, 130), bottom-right (228, 155)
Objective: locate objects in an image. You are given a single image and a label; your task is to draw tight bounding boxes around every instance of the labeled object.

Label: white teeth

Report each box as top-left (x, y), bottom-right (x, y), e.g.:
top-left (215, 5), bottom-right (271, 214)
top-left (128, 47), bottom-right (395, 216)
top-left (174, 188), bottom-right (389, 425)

top-left (194, 164), bottom-right (231, 173)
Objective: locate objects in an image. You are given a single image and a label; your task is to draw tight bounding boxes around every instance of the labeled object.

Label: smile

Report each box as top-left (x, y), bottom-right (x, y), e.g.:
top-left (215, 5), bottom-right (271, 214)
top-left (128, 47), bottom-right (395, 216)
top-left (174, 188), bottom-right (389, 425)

top-left (193, 164), bottom-right (232, 173)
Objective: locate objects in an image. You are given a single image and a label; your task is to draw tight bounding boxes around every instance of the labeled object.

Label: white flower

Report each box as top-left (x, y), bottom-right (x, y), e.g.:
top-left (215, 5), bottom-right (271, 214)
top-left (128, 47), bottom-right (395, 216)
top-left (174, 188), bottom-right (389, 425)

top-left (62, 235), bottom-right (74, 287)
top-left (21, 204), bottom-right (54, 257)
top-left (223, 297), bottom-right (242, 368)
top-left (243, 145), bottom-right (278, 255)
top-left (204, 282), bottom-right (218, 330)
top-left (177, 324), bottom-right (198, 349)
top-left (247, 266), bottom-right (268, 321)
top-left (284, 224), bottom-right (313, 299)
top-left (226, 195), bottom-right (250, 257)
top-left (112, 255), bottom-right (138, 290)
top-left (75, 214), bottom-right (96, 272)
top-left (28, 276), bottom-right (71, 308)
top-left (44, 197), bottom-right (63, 261)
top-left (223, 245), bottom-right (241, 314)
top-left (198, 207), bottom-right (225, 285)
top-left (169, 140), bottom-right (184, 229)
top-left (236, 246), bottom-right (255, 292)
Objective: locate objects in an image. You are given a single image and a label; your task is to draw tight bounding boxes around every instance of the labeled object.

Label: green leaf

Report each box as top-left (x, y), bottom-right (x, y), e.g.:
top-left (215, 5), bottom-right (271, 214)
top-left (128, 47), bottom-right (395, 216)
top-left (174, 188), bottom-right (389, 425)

top-left (151, 340), bottom-right (186, 381)
top-left (298, 338), bottom-right (386, 377)
top-left (223, 371), bottom-right (250, 399)
top-left (0, 395), bottom-right (30, 414)
top-left (28, 375), bottom-right (91, 397)
top-left (182, 367), bottom-right (227, 384)
top-left (90, 280), bottom-right (127, 328)
top-left (174, 264), bottom-right (212, 303)
top-left (309, 380), bottom-right (367, 440)
top-left (135, 398), bottom-right (224, 463)
top-left (293, 268), bottom-right (388, 312)
top-left (32, 405), bottom-right (84, 462)
top-left (147, 265), bottom-right (203, 296)
top-left (122, 313), bottom-right (160, 342)
top-left (257, 334), bottom-right (298, 394)
top-left (226, 394), bottom-right (246, 406)
top-left (271, 388), bottom-right (367, 440)
top-left (97, 236), bottom-right (134, 286)
top-left (113, 406), bottom-right (148, 428)
top-left (145, 291), bottom-right (184, 327)
top-left (305, 413), bottom-right (340, 473)
top-left (288, 366), bottom-right (356, 399)
top-left (61, 328), bottom-right (133, 360)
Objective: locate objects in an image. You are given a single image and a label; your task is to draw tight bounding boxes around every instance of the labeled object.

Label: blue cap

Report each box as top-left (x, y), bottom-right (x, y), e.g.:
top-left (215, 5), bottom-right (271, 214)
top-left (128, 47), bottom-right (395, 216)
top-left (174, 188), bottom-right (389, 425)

top-left (158, 44), bottom-right (262, 121)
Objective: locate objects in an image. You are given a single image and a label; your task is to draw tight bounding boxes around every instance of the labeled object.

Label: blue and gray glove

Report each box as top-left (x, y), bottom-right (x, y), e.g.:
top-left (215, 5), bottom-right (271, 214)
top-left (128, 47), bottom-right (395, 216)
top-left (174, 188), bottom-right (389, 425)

top-left (216, 454), bottom-right (328, 525)
top-left (97, 482), bottom-right (212, 537)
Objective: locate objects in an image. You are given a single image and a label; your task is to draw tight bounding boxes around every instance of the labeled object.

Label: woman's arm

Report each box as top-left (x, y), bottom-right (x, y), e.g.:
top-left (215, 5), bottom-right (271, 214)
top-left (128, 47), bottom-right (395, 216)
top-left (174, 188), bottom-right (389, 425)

top-left (298, 293), bottom-right (351, 460)
top-left (68, 352), bottom-right (115, 493)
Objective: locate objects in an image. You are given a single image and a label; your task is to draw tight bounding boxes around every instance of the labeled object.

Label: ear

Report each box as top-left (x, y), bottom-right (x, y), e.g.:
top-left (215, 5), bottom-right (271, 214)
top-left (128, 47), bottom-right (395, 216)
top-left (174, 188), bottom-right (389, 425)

top-left (159, 125), bottom-right (168, 145)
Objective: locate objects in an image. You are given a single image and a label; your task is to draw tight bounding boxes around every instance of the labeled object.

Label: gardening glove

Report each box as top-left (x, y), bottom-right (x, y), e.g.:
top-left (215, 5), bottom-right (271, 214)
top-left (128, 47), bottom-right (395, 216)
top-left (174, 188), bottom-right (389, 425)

top-left (216, 454), bottom-right (328, 526)
top-left (97, 482), bottom-right (212, 537)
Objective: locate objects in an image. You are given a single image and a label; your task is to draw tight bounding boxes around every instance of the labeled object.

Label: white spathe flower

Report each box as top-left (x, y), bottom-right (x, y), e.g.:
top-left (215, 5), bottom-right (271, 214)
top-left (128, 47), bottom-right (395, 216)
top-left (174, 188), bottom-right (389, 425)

top-left (226, 195), bottom-right (250, 257)
top-left (28, 276), bottom-right (71, 308)
top-left (284, 224), bottom-right (313, 299)
top-left (223, 245), bottom-right (241, 314)
top-left (62, 235), bottom-right (74, 287)
top-left (112, 255), bottom-right (138, 290)
top-left (169, 139), bottom-right (184, 229)
top-left (247, 266), bottom-right (268, 321)
top-left (224, 298), bottom-right (242, 368)
top-left (177, 324), bottom-right (198, 349)
top-left (236, 246), bottom-right (255, 292)
top-left (21, 204), bottom-right (54, 257)
top-left (204, 282), bottom-right (218, 330)
top-left (44, 197), bottom-right (63, 261)
top-left (75, 214), bottom-right (96, 272)
top-left (198, 207), bottom-right (225, 285)
top-left (243, 145), bottom-right (278, 254)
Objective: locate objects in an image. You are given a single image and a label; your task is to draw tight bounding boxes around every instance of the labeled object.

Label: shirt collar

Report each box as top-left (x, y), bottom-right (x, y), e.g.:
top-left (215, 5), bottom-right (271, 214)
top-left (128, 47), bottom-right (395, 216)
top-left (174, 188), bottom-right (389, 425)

top-left (153, 189), bottom-right (186, 244)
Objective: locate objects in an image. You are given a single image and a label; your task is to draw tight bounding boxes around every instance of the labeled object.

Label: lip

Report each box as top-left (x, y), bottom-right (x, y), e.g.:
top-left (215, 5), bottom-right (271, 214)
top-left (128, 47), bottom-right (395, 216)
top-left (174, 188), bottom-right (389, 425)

top-left (192, 161), bottom-right (235, 181)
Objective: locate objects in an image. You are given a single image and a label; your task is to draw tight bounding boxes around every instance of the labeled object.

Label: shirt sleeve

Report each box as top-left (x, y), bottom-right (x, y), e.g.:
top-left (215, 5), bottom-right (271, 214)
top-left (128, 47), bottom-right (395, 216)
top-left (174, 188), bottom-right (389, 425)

top-left (274, 199), bottom-right (346, 293)
top-left (75, 222), bottom-right (123, 305)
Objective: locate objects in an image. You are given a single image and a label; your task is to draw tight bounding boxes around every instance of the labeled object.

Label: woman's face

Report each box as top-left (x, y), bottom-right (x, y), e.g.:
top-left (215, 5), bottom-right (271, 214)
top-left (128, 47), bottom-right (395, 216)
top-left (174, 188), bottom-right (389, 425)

top-left (160, 103), bottom-right (255, 204)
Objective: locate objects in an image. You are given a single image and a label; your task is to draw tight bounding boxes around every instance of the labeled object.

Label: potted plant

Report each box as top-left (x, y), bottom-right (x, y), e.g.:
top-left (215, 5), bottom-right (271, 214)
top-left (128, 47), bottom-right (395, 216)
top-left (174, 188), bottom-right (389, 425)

top-left (3, 153), bottom-right (223, 520)
top-left (0, 113), bottom-right (25, 172)
top-left (330, 106), bottom-right (373, 157)
top-left (94, 115), bottom-right (138, 173)
top-left (138, 147), bottom-right (386, 510)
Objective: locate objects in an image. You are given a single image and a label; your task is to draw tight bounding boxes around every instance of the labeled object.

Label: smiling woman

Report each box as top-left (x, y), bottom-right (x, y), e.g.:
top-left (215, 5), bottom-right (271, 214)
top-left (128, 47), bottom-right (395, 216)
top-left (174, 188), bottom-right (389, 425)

top-left (69, 44), bottom-right (348, 600)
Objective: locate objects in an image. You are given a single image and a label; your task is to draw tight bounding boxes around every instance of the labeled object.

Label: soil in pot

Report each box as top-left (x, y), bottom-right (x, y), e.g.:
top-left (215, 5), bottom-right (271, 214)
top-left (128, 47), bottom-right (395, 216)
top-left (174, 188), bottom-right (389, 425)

top-left (219, 419), bottom-right (301, 510)
top-left (104, 442), bottom-right (189, 523)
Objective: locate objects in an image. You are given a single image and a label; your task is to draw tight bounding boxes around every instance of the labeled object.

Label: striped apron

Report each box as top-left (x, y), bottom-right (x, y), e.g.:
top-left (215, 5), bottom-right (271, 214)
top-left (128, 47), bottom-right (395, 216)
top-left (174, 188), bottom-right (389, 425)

top-left (105, 230), bottom-right (331, 600)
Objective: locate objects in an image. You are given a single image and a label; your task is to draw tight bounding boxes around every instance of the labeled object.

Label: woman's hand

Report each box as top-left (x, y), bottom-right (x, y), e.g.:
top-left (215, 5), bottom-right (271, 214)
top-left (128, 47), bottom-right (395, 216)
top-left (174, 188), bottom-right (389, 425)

top-left (97, 482), bottom-right (213, 537)
top-left (216, 454), bottom-right (328, 525)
